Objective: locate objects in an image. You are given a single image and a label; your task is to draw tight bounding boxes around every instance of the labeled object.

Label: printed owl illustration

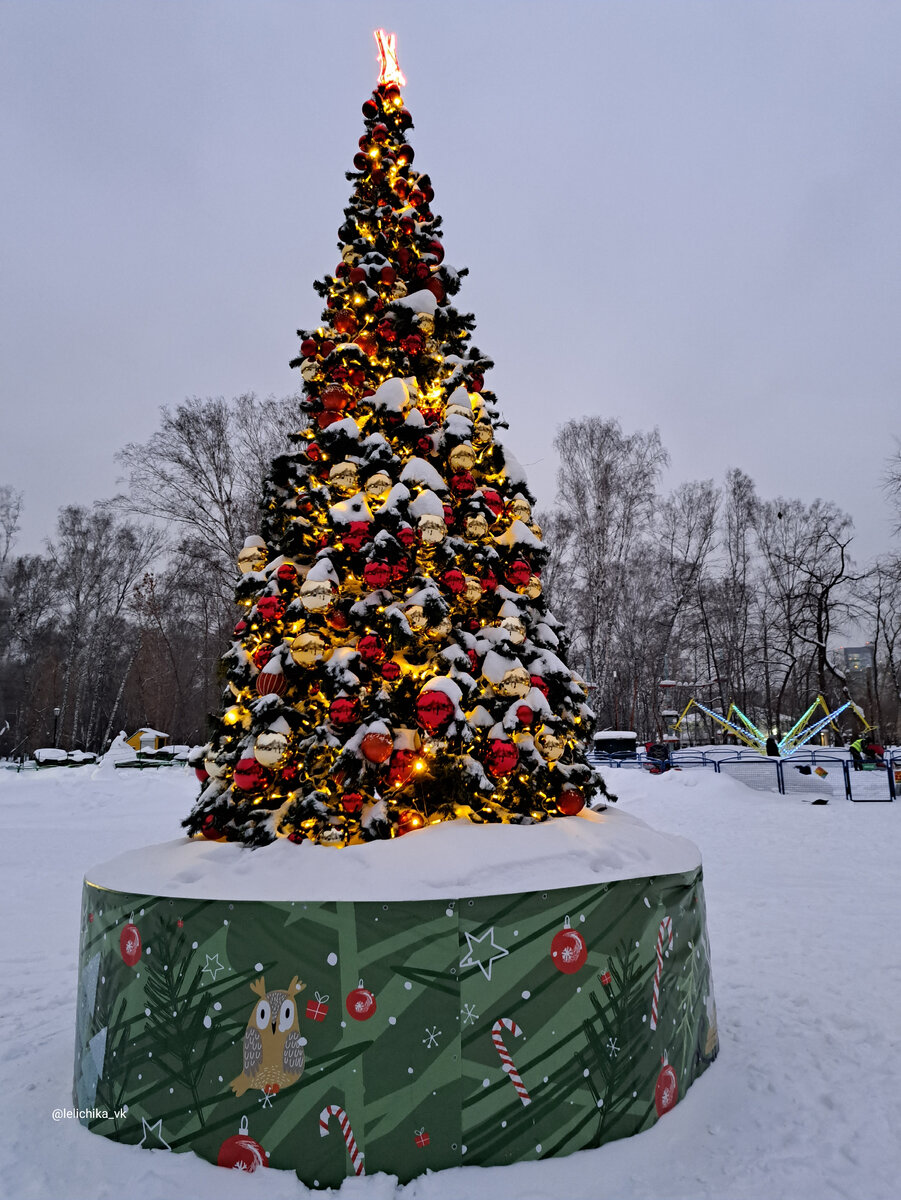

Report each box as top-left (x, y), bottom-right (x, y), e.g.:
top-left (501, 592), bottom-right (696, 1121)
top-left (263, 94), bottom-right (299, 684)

top-left (230, 975), bottom-right (307, 1098)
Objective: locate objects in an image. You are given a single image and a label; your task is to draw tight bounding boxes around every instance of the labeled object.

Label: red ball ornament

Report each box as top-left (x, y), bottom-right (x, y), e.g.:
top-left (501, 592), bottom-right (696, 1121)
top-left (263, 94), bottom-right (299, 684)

top-left (326, 608), bottom-right (350, 632)
top-left (362, 98), bottom-right (378, 118)
top-left (363, 560), bottom-right (393, 591)
top-left (357, 634), bottom-right (387, 664)
top-left (343, 522), bottom-right (372, 553)
top-left (450, 471), bottom-right (476, 496)
top-left (388, 748), bottom-right (417, 787)
top-left (416, 689), bottom-right (455, 734)
top-left (391, 559), bottom-right (408, 581)
top-left (416, 436), bottom-right (433, 455)
top-left (217, 1116), bottom-right (268, 1172)
top-left (402, 334), bottom-right (423, 356)
top-left (481, 489), bottom-right (503, 516)
top-left (442, 503), bottom-right (455, 526)
top-left (550, 917), bottom-right (588, 974)
top-left (195, 765), bottom-right (209, 783)
top-left (506, 559), bottom-right (532, 590)
top-left (234, 619), bottom-right (247, 635)
top-left (356, 330), bottom-right (378, 357)
top-left (467, 649), bottom-right (479, 673)
top-left (558, 788), bottom-right (585, 816)
top-left (341, 792), bottom-right (364, 814)
top-left (349, 266), bottom-right (366, 284)
top-left (320, 339), bottom-right (336, 357)
top-left (397, 524), bottom-right (416, 548)
top-left (441, 568), bottom-right (466, 595)
top-left (252, 644), bottom-right (273, 669)
top-left (530, 675), bottom-right (549, 699)
top-left (397, 807), bottom-right (424, 835)
top-left (329, 696), bottom-right (359, 726)
top-left (381, 660), bottom-right (401, 682)
top-left (300, 336), bottom-right (318, 357)
top-left (424, 277), bottom-right (445, 303)
top-left (426, 239), bottom-right (444, 263)
top-left (481, 570), bottom-right (498, 593)
top-left (333, 310), bottom-right (358, 336)
top-left (256, 669), bottom-right (286, 697)
top-left (346, 982), bottom-right (377, 1021)
top-left (486, 738), bottom-right (519, 778)
top-left (352, 151), bottom-right (369, 171)
top-left (321, 384), bottom-right (349, 412)
top-left (200, 813), bottom-right (221, 840)
top-left (361, 731), bottom-right (393, 764)
top-left (655, 1057), bottom-right (679, 1116)
top-left (516, 705), bottom-right (534, 726)
top-left (380, 264), bottom-right (397, 285)
top-left (256, 596), bottom-right (285, 622)
top-left (276, 563), bottom-right (297, 583)
top-left (305, 441), bottom-right (322, 462)
top-left (234, 757), bottom-right (270, 791)
top-left (470, 373), bottom-right (484, 392)
top-left (120, 922), bottom-right (142, 967)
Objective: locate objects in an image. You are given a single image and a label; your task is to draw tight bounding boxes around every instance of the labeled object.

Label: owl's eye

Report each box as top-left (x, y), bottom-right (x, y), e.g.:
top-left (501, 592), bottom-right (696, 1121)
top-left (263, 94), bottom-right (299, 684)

top-left (278, 999), bottom-right (295, 1032)
top-left (255, 1000), bottom-right (271, 1030)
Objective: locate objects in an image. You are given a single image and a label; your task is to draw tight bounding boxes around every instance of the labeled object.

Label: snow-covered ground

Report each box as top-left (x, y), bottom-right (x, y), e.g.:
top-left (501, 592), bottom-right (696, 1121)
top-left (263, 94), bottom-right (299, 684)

top-left (1, 759), bottom-right (898, 1199)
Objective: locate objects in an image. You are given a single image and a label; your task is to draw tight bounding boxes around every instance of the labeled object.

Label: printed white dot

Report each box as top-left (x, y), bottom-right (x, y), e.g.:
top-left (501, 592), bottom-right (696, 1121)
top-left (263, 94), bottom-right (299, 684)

top-left (144, 1008), bottom-right (150, 1017)
top-left (255, 962), bottom-right (263, 971)
top-left (203, 1016), bottom-right (212, 1029)
top-left (536, 1144), bottom-right (542, 1153)
top-left (501, 1120), bottom-right (506, 1128)
top-left (213, 1002), bottom-right (222, 1012)
top-left (223, 919), bottom-right (228, 926)
top-left (580, 913), bottom-right (586, 922)
top-left (389, 1016), bottom-right (397, 1025)
top-left (404, 981), bottom-right (412, 990)
top-left (327, 952), bottom-right (338, 966)
top-left (543, 1076), bottom-right (548, 1083)
top-left (521, 990), bottom-right (530, 1000)
top-left (192, 942), bottom-right (198, 949)
top-left (407, 1067), bottom-right (414, 1074)
top-left (482, 1079), bottom-right (490, 1088)
top-left (583, 1068), bottom-right (590, 1077)
top-left (446, 907), bottom-right (454, 917)
top-left (145, 947), bottom-right (151, 955)
top-left (596, 1098), bottom-right (604, 1108)
top-left (299, 1037), bottom-right (308, 1046)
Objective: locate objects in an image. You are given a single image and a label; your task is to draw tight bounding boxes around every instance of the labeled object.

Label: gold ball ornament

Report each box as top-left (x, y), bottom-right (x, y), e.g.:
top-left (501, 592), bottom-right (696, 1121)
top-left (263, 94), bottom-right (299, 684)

top-left (204, 756), bottom-right (231, 779)
top-left (463, 575), bottom-right (483, 604)
top-left (418, 513), bottom-right (447, 545)
top-left (364, 471), bottom-right (392, 499)
top-left (427, 614), bottom-right (453, 640)
top-left (299, 577), bottom-right (337, 612)
top-left (535, 727), bottom-right (564, 760)
top-left (237, 541), bottom-right (267, 574)
top-left (493, 665), bottom-right (531, 698)
top-left (404, 605), bottom-right (428, 633)
top-left (328, 460), bottom-right (360, 494)
top-left (289, 630), bottom-right (332, 667)
top-left (341, 244), bottom-right (359, 264)
top-left (253, 730), bottom-right (289, 768)
top-left (499, 616), bottom-right (527, 644)
top-left (319, 826), bottom-right (346, 847)
top-left (448, 443), bottom-right (476, 472)
top-left (530, 522), bottom-right (543, 540)
top-left (472, 419), bottom-right (494, 446)
top-left (414, 312), bottom-right (435, 336)
top-left (508, 496), bottom-right (532, 522)
top-left (525, 575), bottom-right (543, 599)
top-left (446, 403), bottom-right (474, 420)
top-left (300, 359), bottom-right (320, 382)
top-left (463, 513), bottom-right (489, 540)
top-left (390, 280), bottom-right (408, 299)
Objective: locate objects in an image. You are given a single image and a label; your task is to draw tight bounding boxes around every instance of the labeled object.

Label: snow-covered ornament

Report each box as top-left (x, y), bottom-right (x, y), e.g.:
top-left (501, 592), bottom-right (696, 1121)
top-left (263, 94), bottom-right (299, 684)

top-left (234, 758), bottom-right (270, 790)
top-left (461, 575), bottom-right (482, 604)
top-left (329, 461), bottom-right (360, 494)
top-left (362, 560), bottom-right (393, 590)
top-left (416, 681), bottom-right (460, 733)
top-left (256, 665), bottom-right (286, 696)
top-left (494, 667), bottom-right (531, 698)
top-left (120, 921), bottom-right (142, 967)
top-left (254, 731), bottom-right (289, 768)
top-left (329, 697), bottom-right (359, 727)
top-left (360, 731), bottom-right (393, 763)
top-left (289, 631), bottom-right (332, 667)
top-left (417, 513), bottom-right (446, 545)
top-left (204, 756), bottom-right (230, 779)
top-left (256, 595), bottom-right (285, 622)
top-left (534, 726), bottom-right (564, 760)
top-left (357, 633), bottom-right (387, 663)
top-left (237, 537), bottom-right (267, 574)
top-left (508, 495), bottom-right (532, 522)
top-left (217, 1115), bottom-right (268, 1172)
top-left (550, 916), bottom-right (588, 974)
top-left (482, 489), bottom-right (503, 517)
top-left (321, 384), bottom-right (350, 412)
top-left (499, 616), bottom-right (526, 644)
top-left (525, 575), bottom-right (543, 599)
top-left (346, 981), bottom-right (377, 1021)
top-left (427, 614), bottom-right (453, 640)
top-left (655, 1054), bottom-right (679, 1116)
top-left (486, 738), bottom-right (519, 778)
top-left (472, 419), bottom-right (494, 446)
top-left (300, 578), bottom-right (337, 612)
top-left (463, 513), bottom-right (489, 540)
top-left (448, 443), bottom-right (476, 472)
top-left (364, 471), bottom-right (392, 499)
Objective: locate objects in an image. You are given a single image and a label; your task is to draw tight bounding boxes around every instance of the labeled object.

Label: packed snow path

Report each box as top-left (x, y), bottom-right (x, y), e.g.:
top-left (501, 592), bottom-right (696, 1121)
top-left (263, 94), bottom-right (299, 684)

top-left (0, 762), bottom-right (897, 1199)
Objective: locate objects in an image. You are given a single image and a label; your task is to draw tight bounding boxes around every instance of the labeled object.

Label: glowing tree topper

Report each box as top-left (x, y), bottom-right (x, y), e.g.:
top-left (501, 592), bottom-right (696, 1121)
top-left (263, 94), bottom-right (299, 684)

top-left (183, 32), bottom-right (609, 848)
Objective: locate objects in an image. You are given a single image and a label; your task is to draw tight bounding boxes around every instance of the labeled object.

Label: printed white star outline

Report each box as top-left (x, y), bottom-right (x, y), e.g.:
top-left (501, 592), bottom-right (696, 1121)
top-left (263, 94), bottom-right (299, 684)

top-left (139, 1117), bottom-right (171, 1150)
top-left (459, 927), bottom-right (509, 982)
top-left (201, 953), bottom-right (225, 981)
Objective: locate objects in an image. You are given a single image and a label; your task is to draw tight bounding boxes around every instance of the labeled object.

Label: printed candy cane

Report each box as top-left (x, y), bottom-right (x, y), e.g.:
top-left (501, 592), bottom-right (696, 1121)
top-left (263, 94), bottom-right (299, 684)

top-left (319, 1104), bottom-right (364, 1176)
top-left (649, 915), bottom-right (674, 1031)
top-left (491, 1017), bottom-right (531, 1106)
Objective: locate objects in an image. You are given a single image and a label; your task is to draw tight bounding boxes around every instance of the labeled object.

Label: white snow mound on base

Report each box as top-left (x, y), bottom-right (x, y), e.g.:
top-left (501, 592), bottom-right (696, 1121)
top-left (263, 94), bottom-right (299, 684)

top-left (85, 807), bottom-right (701, 902)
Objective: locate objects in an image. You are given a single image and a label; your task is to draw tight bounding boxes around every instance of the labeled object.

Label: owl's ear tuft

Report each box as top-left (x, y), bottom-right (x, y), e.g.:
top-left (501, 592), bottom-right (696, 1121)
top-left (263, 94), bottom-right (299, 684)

top-left (289, 975), bottom-right (306, 994)
top-left (250, 976), bottom-right (267, 998)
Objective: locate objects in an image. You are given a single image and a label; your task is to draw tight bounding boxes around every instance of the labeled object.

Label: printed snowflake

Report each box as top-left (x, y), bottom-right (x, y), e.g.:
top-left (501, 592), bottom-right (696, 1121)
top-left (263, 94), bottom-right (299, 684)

top-left (606, 1037), bottom-right (620, 1058)
top-left (422, 1026), bottom-right (442, 1049)
top-left (461, 1002), bottom-right (479, 1027)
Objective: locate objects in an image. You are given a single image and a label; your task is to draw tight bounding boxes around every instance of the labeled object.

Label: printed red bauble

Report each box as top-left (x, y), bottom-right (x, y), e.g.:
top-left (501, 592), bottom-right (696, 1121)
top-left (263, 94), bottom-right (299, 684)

top-left (256, 596), bottom-right (285, 622)
top-left (276, 563), bottom-right (297, 583)
top-left (321, 384), bottom-right (349, 412)
top-left (252, 644), bottom-right (273, 669)
top-left (217, 1116), bottom-right (268, 1172)
top-left (120, 922), bottom-right (141, 966)
top-left (416, 436), bottom-right (433, 455)
top-left (486, 738), bottom-right (519, 777)
top-left (346, 982), bottom-right (377, 1021)
top-left (377, 320), bottom-right (397, 343)
top-left (353, 151), bottom-right (369, 171)
top-left (441, 568), bottom-right (465, 595)
top-left (388, 748), bottom-right (417, 787)
top-left (361, 731), bottom-right (393, 764)
top-left (381, 660), bottom-right (401, 682)
top-left (234, 757), bottom-right (270, 790)
top-left (329, 697), bottom-right (359, 726)
top-left (341, 792), bottom-right (364, 814)
top-left (416, 689), bottom-right (455, 733)
top-left (413, 261), bottom-right (430, 282)
top-left (397, 525), bottom-right (416, 548)
top-left (450, 471), bottom-right (476, 496)
top-left (343, 522), bottom-right (372, 553)
top-left (470, 373), bottom-right (484, 392)
top-left (480, 489), bottom-right (503, 516)
top-left (256, 670), bottom-right (286, 697)
top-left (316, 410), bottom-right (342, 431)
top-left (363, 561), bottom-right (392, 591)
top-left (550, 919), bottom-right (588, 974)
top-left (397, 808), bottom-right (424, 835)
top-left (506, 559), bottom-right (532, 590)
top-left (391, 559), bottom-right (408, 580)
top-left (655, 1059), bottom-right (679, 1116)
top-left (234, 619), bottom-right (247, 635)
top-left (357, 634), bottom-right (387, 664)
top-left (516, 705), bottom-right (534, 726)
top-left (280, 764), bottom-right (298, 783)
top-left (530, 675), bottom-right (549, 698)
top-left (195, 766), bottom-right (209, 783)
top-left (371, 122), bottom-right (388, 142)
top-left (201, 814), bottom-right (221, 840)
top-left (558, 788), bottom-right (585, 816)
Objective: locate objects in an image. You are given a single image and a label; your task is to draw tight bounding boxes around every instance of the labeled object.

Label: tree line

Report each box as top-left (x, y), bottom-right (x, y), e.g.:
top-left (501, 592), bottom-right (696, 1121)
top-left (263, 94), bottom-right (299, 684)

top-left (1, 402), bottom-right (899, 756)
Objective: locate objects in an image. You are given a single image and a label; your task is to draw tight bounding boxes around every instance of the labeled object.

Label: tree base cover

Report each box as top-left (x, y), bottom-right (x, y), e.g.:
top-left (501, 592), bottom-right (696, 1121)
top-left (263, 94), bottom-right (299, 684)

top-left (73, 816), bottom-right (718, 1185)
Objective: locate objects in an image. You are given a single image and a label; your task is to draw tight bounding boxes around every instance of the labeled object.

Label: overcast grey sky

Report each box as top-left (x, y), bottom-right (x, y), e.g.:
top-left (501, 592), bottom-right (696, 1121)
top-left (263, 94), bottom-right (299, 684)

top-left (2, 1), bottom-right (899, 563)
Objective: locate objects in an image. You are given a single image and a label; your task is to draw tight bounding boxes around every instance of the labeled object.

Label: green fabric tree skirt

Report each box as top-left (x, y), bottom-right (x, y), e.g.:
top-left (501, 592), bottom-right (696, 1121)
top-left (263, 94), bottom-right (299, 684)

top-left (73, 812), bottom-right (718, 1185)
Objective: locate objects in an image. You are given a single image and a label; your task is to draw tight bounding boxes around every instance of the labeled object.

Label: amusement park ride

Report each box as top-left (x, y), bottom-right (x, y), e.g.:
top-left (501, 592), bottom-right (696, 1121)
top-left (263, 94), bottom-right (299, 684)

top-left (670, 694), bottom-right (871, 757)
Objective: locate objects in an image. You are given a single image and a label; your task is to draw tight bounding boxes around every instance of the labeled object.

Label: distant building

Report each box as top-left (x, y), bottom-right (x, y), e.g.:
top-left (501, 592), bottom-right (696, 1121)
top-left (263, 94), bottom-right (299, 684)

top-left (125, 728), bottom-right (170, 752)
top-left (838, 645), bottom-right (874, 673)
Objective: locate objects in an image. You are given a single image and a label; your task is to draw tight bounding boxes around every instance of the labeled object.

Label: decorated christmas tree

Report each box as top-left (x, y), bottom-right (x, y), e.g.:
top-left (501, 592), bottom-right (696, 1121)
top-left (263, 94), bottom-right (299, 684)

top-left (184, 30), bottom-right (608, 849)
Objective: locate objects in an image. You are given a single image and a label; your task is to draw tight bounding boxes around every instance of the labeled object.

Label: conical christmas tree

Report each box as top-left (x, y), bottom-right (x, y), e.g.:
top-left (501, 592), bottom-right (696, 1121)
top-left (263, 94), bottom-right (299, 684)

top-left (184, 31), bottom-right (608, 848)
